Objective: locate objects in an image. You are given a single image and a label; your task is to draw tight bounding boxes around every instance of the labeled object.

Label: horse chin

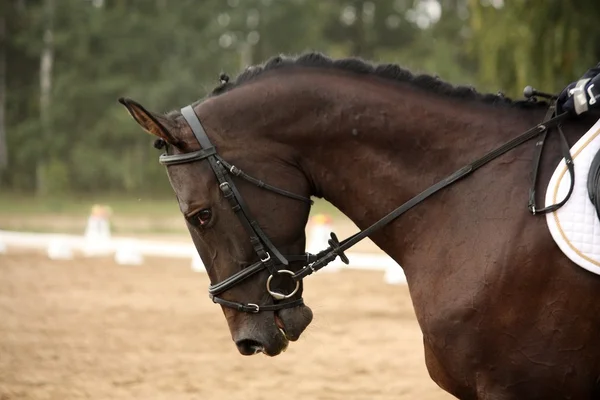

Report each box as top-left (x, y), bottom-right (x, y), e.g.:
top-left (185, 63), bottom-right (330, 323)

top-left (275, 303), bottom-right (313, 342)
top-left (251, 304), bottom-right (312, 357)
top-left (260, 329), bottom-right (290, 357)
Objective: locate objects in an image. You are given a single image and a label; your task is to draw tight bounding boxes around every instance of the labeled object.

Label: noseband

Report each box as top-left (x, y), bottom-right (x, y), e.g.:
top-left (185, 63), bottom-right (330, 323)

top-left (159, 93), bottom-right (573, 314)
top-left (159, 105), bottom-right (316, 313)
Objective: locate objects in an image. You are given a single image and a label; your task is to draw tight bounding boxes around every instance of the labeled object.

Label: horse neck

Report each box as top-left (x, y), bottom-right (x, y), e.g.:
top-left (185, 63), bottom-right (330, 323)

top-left (203, 70), bottom-right (547, 263)
top-left (274, 72), bottom-right (547, 262)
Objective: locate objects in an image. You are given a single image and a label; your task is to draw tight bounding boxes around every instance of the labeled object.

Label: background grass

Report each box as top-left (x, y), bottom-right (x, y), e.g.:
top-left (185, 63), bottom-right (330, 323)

top-left (0, 193), bottom-right (344, 235)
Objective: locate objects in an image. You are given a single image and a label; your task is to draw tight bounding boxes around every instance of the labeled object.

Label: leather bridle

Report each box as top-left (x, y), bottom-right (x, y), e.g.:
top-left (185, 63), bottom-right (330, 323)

top-left (160, 105), bottom-right (316, 313)
top-left (159, 91), bottom-right (575, 315)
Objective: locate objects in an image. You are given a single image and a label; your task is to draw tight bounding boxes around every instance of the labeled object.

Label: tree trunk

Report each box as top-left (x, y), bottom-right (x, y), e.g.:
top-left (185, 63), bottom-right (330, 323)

top-left (0, 13), bottom-right (7, 170)
top-left (350, 0), bottom-right (372, 59)
top-left (16, 0), bottom-right (26, 12)
top-left (37, 0), bottom-right (54, 195)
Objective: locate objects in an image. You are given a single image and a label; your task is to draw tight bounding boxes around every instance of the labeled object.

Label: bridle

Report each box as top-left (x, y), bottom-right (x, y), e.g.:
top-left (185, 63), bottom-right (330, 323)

top-left (160, 105), bottom-right (317, 313)
top-left (158, 88), bottom-right (575, 314)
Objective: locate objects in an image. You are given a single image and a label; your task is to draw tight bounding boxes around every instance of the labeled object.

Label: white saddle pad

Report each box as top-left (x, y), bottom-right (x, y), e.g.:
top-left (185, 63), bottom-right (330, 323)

top-left (546, 117), bottom-right (600, 276)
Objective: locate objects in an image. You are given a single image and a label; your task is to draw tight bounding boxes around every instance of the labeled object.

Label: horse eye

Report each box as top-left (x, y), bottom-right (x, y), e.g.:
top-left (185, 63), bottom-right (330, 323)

top-left (196, 209), bottom-right (212, 226)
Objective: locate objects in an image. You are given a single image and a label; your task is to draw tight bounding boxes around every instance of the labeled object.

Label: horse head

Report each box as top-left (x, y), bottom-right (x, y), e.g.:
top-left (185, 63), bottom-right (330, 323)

top-left (118, 91), bottom-right (314, 356)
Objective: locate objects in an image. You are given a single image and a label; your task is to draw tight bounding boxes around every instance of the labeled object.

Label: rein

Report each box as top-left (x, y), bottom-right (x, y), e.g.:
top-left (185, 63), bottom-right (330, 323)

top-left (292, 98), bottom-right (574, 280)
top-left (160, 92), bottom-right (575, 314)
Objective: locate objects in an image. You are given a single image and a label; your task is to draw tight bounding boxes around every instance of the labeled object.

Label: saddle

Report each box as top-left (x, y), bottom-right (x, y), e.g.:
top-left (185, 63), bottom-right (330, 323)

top-left (519, 86), bottom-right (600, 276)
top-left (587, 138), bottom-right (600, 220)
top-left (544, 113), bottom-right (600, 276)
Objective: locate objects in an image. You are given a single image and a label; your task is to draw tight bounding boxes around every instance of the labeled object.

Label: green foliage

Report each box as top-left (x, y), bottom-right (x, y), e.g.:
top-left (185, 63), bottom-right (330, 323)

top-left (43, 158), bottom-right (70, 195)
top-left (2, 0), bottom-right (594, 197)
top-left (469, 0), bottom-right (600, 96)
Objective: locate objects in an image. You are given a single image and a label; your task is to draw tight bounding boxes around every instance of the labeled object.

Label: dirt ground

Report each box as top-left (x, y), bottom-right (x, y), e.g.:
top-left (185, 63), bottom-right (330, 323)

top-left (0, 251), bottom-right (453, 400)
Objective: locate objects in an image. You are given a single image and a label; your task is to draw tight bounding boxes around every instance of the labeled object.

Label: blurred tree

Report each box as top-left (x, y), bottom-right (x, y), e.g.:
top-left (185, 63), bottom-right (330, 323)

top-left (321, 0), bottom-right (417, 60)
top-left (4, 0), bottom-right (234, 194)
top-left (374, 0), bottom-right (476, 84)
top-left (3, 0), bottom-right (43, 192)
top-left (469, 0), bottom-right (600, 96)
top-left (6, 0), bottom-right (585, 197)
top-left (38, 0), bottom-right (54, 195)
top-left (0, 6), bottom-right (7, 171)
top-left (317, 0), bottom-right (475, 85)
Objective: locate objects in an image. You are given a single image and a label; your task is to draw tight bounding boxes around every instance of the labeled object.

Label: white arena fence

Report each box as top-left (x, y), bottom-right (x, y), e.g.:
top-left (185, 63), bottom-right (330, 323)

top-left (0, 228), bottom-right (407, 285)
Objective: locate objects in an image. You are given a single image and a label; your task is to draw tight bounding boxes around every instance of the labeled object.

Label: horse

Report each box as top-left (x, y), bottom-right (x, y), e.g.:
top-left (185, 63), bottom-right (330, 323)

top-left (119, 53), bottom-right (600, 399)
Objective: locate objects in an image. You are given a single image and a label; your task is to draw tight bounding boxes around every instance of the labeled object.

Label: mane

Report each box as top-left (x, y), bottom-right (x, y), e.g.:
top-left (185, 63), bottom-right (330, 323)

top-left (206, 52), bottom-right (547, 109)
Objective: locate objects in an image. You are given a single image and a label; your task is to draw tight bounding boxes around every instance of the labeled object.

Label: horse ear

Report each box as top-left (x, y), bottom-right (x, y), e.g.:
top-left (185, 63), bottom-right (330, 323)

top-left (118, 98), bottom-right (176, 143)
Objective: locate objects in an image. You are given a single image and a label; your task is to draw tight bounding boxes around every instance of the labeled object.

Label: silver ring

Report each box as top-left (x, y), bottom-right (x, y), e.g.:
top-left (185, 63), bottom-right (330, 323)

top-left (266, 270), bottom-right (300, 300)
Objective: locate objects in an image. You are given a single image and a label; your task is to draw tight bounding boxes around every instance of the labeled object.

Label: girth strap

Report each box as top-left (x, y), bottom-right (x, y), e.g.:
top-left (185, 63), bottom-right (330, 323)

top-left (528, 104), bottom-right (575, 214)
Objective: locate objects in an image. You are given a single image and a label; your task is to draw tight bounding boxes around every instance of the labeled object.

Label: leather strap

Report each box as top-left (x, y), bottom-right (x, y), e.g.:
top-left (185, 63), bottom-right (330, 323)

top-left (181, 106), bottom-right (214, 149)
top-left (164, 100), bottom-right (574, 314)
top-left (292, 109), bottom-right (570, 280)
top-left (528, 103), bottom-right (575, 214)
top-left (218, 176), bottom-right (281, 271)
top-left (159, 147), bottom-right (216, 165)
top-left (177, 106), bottom-right (291, 269)
top-left (168, 105), bottom-right (313, 312)
top-left (208, 254), bottom-right (315, 296)
top-left (218, 157), bottom-right (313, 204)
top-left (209, 294), bottom-right (304, 313)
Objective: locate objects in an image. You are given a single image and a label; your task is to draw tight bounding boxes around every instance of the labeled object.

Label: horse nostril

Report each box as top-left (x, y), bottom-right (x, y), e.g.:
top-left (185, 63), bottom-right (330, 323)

top-left (235, 339), bottom-right (264, 356)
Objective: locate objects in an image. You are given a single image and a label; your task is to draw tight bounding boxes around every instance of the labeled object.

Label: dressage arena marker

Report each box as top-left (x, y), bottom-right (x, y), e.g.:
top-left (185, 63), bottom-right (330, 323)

top-left (0, 229), bottom-right (406, 284)
top-left (384, 264), bottom-right (407, 285)
top-left (46, 236), bottom-right (74, 260)
top-left (306, 214), bottom-right (334, 253)
top-left (114, 239), bottom-right (144, 266)
top-left (0, 201), bottom-right (405, 283)
top-left (191, 252), bottom-right (204, 272)
top-left (306, 214), bottom-right (340, 274)
top-left (82, 204), bottom-right (113, 257)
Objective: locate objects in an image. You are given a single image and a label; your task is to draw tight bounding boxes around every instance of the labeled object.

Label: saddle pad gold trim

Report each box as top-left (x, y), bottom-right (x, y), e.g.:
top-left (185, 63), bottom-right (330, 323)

top-left (545, 118), bottom-right (600, 275)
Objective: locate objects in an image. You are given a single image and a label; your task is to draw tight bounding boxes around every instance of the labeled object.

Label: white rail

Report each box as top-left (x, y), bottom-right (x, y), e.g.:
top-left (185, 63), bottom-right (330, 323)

top-left (0, 229), bottom-right (407, 284)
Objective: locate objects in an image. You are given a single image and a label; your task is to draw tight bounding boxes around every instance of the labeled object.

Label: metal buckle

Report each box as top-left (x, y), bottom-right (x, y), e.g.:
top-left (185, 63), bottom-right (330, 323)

top-left (230, 165), bottom-right (241, 175)
top-left (219, 182), bottom-right (231, 192)
top-left (246, 303), bottom-right (260, 313)
top-left (573, 78), bottom-right (591, 115)
top-left (260, 252), bottom-right (271, 263)
top-left (266, 269), bottom-right (300, 300)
